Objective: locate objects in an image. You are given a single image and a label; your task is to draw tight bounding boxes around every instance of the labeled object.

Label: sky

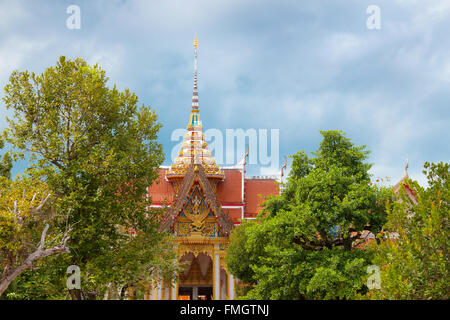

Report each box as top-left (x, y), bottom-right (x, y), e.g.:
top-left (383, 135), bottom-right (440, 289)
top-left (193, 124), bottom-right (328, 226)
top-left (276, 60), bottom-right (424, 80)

top-left (0, 0), bottom-right (449, 186)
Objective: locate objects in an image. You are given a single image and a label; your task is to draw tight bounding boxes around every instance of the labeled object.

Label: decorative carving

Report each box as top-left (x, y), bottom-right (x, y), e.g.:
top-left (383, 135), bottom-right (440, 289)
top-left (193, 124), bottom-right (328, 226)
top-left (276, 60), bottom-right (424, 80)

top-left (201, 222), bottom-right (216, 237)
top-left (176, 222), bottom-right (191, 237)
top-left (176, 221), bottom-right (218, 238)
top-left (178, 243), bottom-right (214, 258)
top-left (159, 163), bottom-right (234, 234)
top-left (183, 185), bottom-right (210, 229)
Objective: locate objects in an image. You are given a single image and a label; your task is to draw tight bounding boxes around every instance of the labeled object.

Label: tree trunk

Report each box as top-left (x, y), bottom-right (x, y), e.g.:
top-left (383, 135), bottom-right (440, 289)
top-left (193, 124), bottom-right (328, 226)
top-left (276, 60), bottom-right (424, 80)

top-left (0, 224), bottom-right (70, 297)
top-left (0, 245), bottom-right (69, 296)
top-left (68, 289), bottom-right (98, 300)
top-left (68, 289), bottom-right (84, 300)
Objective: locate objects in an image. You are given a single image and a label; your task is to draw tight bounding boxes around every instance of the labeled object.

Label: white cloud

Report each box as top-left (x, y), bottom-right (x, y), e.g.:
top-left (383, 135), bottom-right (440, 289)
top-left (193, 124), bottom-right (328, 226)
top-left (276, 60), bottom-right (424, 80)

top-left (0, 0), bottom-right (448, 185)
top-left (323, 33), bottom-right (368, 63)
top-left (0, 36), bottom-right (50, 80)
top-left (0, 35), bottom-right (52, 129)
top-left (415, 0), bottom-right (450, 23)
top-left (0, 1), bottom-right (28, 29)
top-left (86, 45), bottom-right (126, 83)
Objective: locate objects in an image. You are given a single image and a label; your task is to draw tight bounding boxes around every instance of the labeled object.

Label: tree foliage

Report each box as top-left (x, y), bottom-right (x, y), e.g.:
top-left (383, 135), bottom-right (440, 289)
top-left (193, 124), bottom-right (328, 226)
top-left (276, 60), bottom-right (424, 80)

top-left (367, 162), bottom-right (449, 300)
top-left (226, 130), bottom-right (390, 299)
top-left (2, 56), bottom-right (176, 298)
top-left (0, 175), bottom-right (70, 297)
top-left (0, 139), bottom-right (12, 179)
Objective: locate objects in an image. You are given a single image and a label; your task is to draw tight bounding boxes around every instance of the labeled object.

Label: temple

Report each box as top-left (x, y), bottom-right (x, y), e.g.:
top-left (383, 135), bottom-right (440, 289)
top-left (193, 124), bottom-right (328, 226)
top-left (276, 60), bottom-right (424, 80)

top-left (145, 36), bottom-right (279, 300)
top-left (352, 158), bottom-right (417, 248)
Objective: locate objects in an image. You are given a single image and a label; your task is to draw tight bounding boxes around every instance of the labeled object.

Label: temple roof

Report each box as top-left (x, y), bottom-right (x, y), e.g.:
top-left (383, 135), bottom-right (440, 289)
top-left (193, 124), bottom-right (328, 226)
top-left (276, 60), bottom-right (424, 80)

top-left (160, 163), bottom-right (234, 234)
top-left (393, 157), bottom-right (417, 204)
top-left (150, 37), bottom-right (280, 229)
top-left (166, 35), bottom-right (224, 180)
top-left (393, 157), bottom-right (410, 194)
top-left (148, 166), bottom-right (279, 224)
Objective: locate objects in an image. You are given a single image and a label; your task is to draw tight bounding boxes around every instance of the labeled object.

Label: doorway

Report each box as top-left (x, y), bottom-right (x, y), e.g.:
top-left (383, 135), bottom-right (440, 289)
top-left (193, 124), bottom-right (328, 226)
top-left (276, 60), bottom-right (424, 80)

top-left (178, 286), bottom-right (212, 300)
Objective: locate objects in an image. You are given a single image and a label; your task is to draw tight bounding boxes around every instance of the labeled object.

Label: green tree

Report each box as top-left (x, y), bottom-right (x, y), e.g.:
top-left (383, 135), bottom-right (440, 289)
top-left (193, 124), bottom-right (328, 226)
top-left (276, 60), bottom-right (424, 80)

top-left (225, 220), bottom-right (262, 286)
top-left (367, 162), bottom-right (449, 300)
top-left (226, 130), bottom-right (390, 299)
top-left (2, 56), bottom-right (177, 299)
top-left (0, 139), bottom-right (12, 179)
top-left (0, 175), bottom-right (71, 297)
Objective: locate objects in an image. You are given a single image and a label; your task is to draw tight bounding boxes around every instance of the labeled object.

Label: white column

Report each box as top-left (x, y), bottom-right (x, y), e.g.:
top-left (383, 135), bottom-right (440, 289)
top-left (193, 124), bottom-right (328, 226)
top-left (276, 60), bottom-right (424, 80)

top-left (172, 279), bottom-right (177, 300)
top-left (157, 279), bottom-right (162, 300)
top-left (193, 286), bottom-right (198, 300)
top-left (214, 254), bottom-right (220, 300)
top-left (171, 257), bottom-right (178, 300)
top-left (229, 274), bottom-right (234, 300)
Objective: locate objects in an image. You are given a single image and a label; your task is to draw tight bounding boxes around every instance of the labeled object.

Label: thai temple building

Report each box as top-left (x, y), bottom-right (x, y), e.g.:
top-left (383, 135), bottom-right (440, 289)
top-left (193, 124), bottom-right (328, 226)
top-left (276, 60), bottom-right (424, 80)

top-left (145, 36), bottom-right (279, 300)
top-left (352, 158), bottom-right (416, 248)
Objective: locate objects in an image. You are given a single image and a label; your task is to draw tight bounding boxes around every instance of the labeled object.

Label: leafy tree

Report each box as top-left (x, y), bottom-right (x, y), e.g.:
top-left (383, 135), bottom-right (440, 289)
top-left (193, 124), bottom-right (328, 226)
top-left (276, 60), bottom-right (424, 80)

top-left (226, 130), bottom-right (390, 299)
top-left (0, 175), bottom-right (71, 297)
top-left (367, 162), bottom-right (449, 300)
top-left (2, 56), bottom-right (177, 299)
top-left (0, 139), bottom-right (12, 179)
top-left (225, 220), bottom-right (263, 285)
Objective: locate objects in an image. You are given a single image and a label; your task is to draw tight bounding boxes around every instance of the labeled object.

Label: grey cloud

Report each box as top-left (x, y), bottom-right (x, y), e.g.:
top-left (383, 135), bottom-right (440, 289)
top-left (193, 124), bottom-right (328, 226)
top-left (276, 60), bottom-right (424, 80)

top-left (0, 0), bottom-right (448, 183)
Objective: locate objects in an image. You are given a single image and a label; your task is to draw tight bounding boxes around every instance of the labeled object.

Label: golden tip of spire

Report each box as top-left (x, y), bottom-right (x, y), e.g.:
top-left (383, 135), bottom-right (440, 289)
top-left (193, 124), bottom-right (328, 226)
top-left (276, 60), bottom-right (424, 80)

top-left (193, 34), bottom-right (199, 48)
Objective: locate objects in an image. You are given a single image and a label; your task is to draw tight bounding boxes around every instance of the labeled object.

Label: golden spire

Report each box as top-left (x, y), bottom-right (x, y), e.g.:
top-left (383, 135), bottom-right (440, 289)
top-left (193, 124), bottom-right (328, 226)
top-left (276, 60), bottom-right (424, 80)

top-left (193, 34), bottom-right (199, 48)
top-left (189, 34), bottom-right (200, 124)
top-left (165, 36), bottom-right (224, 181)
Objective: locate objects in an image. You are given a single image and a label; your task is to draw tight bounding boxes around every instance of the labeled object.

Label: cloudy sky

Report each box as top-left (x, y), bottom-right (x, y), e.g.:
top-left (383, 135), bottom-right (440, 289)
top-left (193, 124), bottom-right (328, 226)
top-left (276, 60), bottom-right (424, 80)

top-left (1, 0), bottom-right (449, 186)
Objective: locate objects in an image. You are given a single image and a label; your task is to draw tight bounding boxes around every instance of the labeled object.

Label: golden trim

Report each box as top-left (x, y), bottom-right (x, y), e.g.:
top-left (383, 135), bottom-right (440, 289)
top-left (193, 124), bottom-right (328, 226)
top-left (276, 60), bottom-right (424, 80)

top-left (193, 34), bottom-right (199, 48)
top-left (178, 243), bottom-right (214, 258)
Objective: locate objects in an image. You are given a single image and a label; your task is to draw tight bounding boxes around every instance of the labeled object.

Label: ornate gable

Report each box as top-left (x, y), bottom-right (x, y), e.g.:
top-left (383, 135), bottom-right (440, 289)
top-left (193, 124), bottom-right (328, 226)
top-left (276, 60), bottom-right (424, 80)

top-left (176, 183), bottom-right (222, 238)
top-left (160, 163), bottom-right (234, 236)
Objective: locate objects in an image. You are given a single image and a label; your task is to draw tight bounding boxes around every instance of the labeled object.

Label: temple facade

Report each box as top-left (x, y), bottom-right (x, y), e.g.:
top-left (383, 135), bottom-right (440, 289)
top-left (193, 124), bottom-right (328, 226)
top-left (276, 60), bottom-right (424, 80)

top-left (145, 36), bottom-right (279, 300)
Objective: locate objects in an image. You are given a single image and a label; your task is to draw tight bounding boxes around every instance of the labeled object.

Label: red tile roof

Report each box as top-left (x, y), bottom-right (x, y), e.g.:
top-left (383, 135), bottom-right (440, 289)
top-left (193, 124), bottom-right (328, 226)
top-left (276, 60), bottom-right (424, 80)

top-left (244, 178), bottom-right (279, 215)
top-left (217, 169), bottom-right (243, 204)
top-left (147, 167), bottom-right (279, 223)
top-left (147, 168), bottom-right (174, 204)
top-left (222, 208), bottom-right (242, 222)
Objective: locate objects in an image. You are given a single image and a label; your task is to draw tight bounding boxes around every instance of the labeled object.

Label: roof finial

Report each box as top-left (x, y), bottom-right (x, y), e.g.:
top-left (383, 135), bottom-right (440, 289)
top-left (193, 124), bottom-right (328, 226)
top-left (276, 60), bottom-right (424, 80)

top-left (191, 34), bottom-right (199, 113)
top-left (280, 155), bottom-right (288, 179)
top-left (193, 34), bottom-right (199, 49)
top-left (402, 156), bottom-right (409, 180)
top-left (187, 35), bottom-right (201, 129)
top-left (242, 144), bottom-right (249, 167)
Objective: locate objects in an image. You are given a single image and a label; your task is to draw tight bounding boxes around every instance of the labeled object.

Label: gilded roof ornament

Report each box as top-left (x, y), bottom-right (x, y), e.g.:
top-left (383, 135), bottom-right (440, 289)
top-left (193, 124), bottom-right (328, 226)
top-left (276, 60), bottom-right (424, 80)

top-left (193, 34), bottom-right (199, 48)
top-left (166, 37), bottom-right (224, 181)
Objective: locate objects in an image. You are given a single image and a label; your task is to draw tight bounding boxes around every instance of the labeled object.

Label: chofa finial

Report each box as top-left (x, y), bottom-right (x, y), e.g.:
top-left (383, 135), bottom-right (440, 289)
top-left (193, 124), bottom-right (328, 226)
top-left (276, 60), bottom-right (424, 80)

top-left (280, 156), bottom-right (287, 178)
top-left (401, 156), bottom-right (409, 181)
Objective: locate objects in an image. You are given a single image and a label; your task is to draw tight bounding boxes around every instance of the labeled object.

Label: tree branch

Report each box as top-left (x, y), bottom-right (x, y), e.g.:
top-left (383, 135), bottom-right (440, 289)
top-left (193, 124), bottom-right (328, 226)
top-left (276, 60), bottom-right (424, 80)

top-left (0, 224), bottom-right (71, 297)
top-left (38, 224), bottom-right (50, 250)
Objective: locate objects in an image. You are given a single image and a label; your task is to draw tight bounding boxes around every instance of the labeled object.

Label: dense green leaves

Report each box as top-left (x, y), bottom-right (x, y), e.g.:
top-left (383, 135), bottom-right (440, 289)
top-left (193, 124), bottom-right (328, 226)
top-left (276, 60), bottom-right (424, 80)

top-left (0, 139), bottom-right (12, 179)
top-left (226, 130), bottom-right (390, 299)
top-left (367, 162), bottom-right (449, 299)
top-left (0, 176), bottom-right (54, 259)
top-left (2, 56), bottom-right (176, 298)
top-left (0, 174), bottom-right (73, 298)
